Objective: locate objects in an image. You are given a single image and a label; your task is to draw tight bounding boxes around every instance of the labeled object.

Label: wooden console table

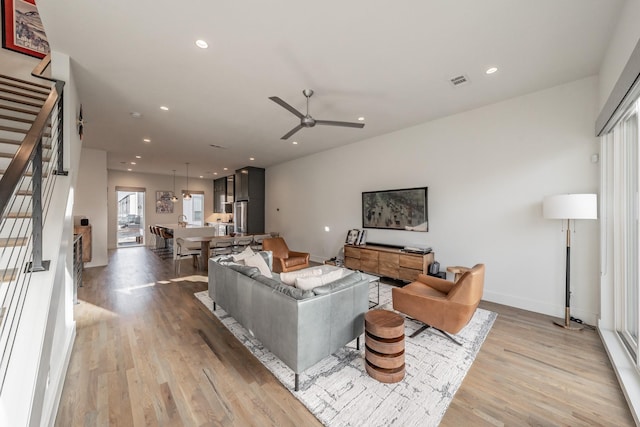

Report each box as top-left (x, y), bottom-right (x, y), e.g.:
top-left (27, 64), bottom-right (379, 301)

top-left (344, 244), bottom-right (434, 282)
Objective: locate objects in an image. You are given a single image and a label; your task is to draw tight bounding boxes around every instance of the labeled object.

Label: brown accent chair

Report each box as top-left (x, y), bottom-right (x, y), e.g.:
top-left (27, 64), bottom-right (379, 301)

top-left (392, 264), bottom-right (485, 345)
top-left (262, 237), bottom-right (310, 273)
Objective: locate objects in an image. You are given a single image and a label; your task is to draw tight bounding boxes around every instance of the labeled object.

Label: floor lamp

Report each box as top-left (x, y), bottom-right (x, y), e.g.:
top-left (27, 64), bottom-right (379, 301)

top-left (543, 194), bottom-right (597, 330)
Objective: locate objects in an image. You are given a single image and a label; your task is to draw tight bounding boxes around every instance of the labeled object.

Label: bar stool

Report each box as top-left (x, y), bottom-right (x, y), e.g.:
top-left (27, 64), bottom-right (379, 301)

top-left (211, 237), bottom-right (234, 256)
top-left (232, 236), bottom-right (253, 254)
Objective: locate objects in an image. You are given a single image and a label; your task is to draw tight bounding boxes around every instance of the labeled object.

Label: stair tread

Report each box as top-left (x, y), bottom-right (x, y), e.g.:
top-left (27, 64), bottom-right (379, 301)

top-left (0, 152), bottom-right (51, 161)
top-left (0, 94), bottom-right (44, 109)
top-left (0, 169), bottom-right (49, 178)
top-left (0, 237), bottom-right (28, 247)
top-left (0, 268), bottom-right (18, 283)
top-left (0, 103), bottom-right (40, 116)
top-left (0, 124), bottom-right (51, 137)
top-left (4, 213), bottom-right (32, 219)
top-left (0, 74), bottom-right (51, 90)
top-left (0, 86), bottom-right (48, 102)
top-left (0, 137), bottom-right (51, 149)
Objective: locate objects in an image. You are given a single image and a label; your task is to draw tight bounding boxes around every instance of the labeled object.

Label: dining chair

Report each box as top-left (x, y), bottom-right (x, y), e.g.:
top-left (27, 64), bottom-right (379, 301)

top-left (175, 238), bottom-right (200, 275)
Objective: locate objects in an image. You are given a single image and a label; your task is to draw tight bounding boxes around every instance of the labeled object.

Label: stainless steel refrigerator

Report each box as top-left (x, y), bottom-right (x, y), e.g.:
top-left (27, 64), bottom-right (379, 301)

top-left (233, 201), bottom-right (247, 234)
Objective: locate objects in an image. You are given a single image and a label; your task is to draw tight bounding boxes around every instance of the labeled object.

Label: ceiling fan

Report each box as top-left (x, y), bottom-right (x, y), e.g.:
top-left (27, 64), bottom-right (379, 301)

top-left (269, 89), bottom-right (365, 140)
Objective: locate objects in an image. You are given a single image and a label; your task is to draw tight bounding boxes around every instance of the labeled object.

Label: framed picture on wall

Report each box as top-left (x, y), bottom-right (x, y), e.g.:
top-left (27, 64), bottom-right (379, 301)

top-left (1, 0), bottom-right (50, 58)
top-left (156, 191), bottom-right (174, 214)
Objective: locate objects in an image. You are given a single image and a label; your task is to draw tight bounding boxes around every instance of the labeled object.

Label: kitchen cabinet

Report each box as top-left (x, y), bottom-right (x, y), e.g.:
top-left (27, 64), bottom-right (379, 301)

top-left (213, 177), bottom-right (226, 213)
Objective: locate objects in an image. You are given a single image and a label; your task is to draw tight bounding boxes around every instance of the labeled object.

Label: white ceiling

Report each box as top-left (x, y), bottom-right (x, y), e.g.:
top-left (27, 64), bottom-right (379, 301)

top-left (36, 0), bottom-right (624, 179)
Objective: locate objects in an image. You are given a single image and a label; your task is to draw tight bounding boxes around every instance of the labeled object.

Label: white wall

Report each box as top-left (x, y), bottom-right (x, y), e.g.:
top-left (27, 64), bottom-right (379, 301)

top-left (107, 170), bottom-right (214, 249)
top-left (73, 148), bottom-right (108, 267)
top-left (598, 0), bottom-right (640, 109)
top-left (267, 76), bottom-right (600, 323)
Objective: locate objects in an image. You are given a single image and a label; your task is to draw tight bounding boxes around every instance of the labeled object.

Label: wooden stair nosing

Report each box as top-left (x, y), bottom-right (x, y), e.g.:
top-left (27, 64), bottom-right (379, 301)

top-left (0, 74), bottom-right (51, 90)
top-left (0, 86), bottom-right (48, 103)
top-left (0, 237), bottom-right (28, 247)
top-left (0, 113), bottom-right (51, 127)
top-left (0, 137), bottom-right (52, 149)
top-left (4, 212), bottom-right (32, 219)
top-left (0, 124), bottom-right (52, 138)
top-left (0, 80), bottom-right (50, 96)
top-left (0, 169), bottom-right (49, 178)
top-left (0, 268), bottom-right (19, 283)
top-left (0, 94), bottom-right (44, 109)
top-left (0, 152), bottom-right (51, 162)
top-left (0, 103), bottom-right (40, 116)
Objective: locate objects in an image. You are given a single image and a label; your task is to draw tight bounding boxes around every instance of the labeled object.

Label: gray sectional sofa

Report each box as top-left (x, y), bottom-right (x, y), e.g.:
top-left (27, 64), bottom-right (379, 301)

top-left (208, 252), bottom-right (369, 390)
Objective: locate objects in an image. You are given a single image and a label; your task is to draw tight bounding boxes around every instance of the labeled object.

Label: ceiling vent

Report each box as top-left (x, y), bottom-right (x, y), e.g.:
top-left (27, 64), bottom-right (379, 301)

top-left (209, 144), bottom-right (227, 149)
top-left (449, 74), bottom-right (469, 87)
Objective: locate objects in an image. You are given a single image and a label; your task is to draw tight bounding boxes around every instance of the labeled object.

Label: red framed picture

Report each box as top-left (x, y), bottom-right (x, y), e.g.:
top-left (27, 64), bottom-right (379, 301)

top-left (1, 0), bottom-right (49, 58)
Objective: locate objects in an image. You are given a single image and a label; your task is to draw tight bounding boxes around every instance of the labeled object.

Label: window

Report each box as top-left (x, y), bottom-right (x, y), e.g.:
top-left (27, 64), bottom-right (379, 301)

top-left (183, 192), bottom-right (204, 226)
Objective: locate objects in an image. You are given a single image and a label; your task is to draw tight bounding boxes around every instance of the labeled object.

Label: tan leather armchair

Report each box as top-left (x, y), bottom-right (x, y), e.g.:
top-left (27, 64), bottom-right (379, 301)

top-left (262, 237), bottom-right (310, 273)
top-left (392, 264), bottom-right (485, 345)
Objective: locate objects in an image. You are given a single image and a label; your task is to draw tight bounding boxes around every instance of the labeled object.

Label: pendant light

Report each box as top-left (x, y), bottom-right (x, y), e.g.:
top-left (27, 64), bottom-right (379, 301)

top-left (170, 170), bottom-right (178, 202)
top-left (183, 162), bottom-right (192, 200)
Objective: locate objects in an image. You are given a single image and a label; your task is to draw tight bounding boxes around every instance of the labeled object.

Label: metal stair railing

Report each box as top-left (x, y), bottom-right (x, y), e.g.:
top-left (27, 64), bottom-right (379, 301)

top-left (0, 56), bottom-right (65, 391)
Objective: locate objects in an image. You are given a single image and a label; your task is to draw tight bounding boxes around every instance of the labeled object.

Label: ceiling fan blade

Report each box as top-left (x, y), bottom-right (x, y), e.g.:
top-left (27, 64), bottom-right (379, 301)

top-left (269, 96), bottom-right (304, 119)
top-left (315, 120), bottom-right (365, 129)
top-left (281, 124), bottom-right (304, 140)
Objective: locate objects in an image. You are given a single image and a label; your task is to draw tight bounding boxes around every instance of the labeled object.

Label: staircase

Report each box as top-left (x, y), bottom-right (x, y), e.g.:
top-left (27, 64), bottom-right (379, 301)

top-left (0, 68), bottom-right (65, 396)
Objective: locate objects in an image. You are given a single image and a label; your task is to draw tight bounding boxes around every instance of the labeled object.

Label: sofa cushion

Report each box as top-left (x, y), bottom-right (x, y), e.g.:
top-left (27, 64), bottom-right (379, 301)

top-left (223, 263), bottom-right (261, 278)
top-left (254, 275), bottom-right (314, 300)
top-left (313, 271), bottom-right (363, 295)
top-left (280, 268), bottom-right (323, 286)
top-left (295, 269), bottom-right (344, 291)
top-left (232, 246), bottom-right (255, 262)
top-left (245, 253), bottom-right (272, 277)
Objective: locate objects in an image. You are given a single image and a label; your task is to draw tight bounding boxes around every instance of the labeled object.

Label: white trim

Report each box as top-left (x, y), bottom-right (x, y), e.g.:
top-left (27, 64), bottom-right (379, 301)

top-left (43, 323), bottom-right (75, 427)
top-left (598, 328), bottom-right (640, 425)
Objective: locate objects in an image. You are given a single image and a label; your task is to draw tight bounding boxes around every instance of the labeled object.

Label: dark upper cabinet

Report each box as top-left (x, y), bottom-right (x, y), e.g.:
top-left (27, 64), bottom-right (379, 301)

top-left (234, 166), bottom-right (264, 202)
top-left (235, 166), bottom-right (265, 234)
top-left (213, 177), bottom-right (227, 213)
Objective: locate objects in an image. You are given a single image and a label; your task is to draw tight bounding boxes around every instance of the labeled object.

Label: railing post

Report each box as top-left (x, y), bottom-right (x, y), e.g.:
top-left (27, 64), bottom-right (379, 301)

top-left (53, 81), bottom-right (67, 176)
top-left (28, 138), bottom-right (47, 272)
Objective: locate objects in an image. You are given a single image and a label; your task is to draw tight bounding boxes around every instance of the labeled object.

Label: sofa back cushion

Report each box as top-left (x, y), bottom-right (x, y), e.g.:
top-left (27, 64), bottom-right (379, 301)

top-left (312, 271), bottom-right (363, 295)
top-left (254, 275), bottom-right (315, 300)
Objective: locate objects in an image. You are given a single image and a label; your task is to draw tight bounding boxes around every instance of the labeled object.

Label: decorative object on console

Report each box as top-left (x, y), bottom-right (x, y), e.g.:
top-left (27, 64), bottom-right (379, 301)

top-left (542, 193), bottom-right (597, 330)
top-left (362, 187), bottom-right (428, 232)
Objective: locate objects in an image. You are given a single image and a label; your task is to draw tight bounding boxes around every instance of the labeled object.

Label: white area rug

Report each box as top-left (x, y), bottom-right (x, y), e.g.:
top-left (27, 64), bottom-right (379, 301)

top-left (194, 282), bottom-right (496, 427)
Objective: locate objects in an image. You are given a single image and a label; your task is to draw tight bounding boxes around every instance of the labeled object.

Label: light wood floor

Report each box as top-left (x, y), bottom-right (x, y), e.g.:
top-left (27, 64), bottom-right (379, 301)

top-left (55, 247), bottom-right (635, 426)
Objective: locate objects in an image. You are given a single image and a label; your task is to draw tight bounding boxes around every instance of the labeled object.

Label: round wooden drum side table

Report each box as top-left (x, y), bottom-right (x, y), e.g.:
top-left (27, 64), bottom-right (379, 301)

top-left (364, 309), bottom-right (405, 383)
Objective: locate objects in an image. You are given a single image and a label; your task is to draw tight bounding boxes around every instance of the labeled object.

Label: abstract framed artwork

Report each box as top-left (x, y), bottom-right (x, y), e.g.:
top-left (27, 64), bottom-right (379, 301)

top-left (156, 191), bottom-right (174, 214)
top-left (362, 187), bottom-right (428, 232)
top-left (1, 0), bottom-right (49, 58)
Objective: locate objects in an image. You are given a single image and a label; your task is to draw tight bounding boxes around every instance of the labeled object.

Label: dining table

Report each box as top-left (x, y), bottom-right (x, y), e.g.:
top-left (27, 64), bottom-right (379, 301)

top-left (184, 235), bottom-right (218, 271)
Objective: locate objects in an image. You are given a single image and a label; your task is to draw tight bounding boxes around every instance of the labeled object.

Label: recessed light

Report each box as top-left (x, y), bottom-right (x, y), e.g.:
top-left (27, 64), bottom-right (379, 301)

top-left (135, 155), bottom-right (141, 159)
top-left (223, 167), bottom-right (228, 171)
top-left (130, 112), bottom-right (142, 118)
top-left (127, 168), bottom-right (132, 171)
top-left (143, 138), bottom-right (151, 143)
top-left (249, 157), bottom-right (255, 161)
top-left (160, 106), bottom-right (169, 111)
top-left (130, 162), bottom-right (136, 165)
top-left (485, 67), bottom-right (498, 75)
top-left (292, 141), bottom-right (298, 145)
top-left (357, 117), bottom-right (365, 121)
top-left (199, 175), bottom-right (203, 178)
top-left (213, 172), bottom-right (218, 175)
top-left (195, 39), bottom-right (208, 49)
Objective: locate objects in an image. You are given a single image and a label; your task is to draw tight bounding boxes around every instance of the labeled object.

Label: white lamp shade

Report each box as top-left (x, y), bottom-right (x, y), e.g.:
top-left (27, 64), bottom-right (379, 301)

top-left (543, 194), bottom-right (598, 220)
